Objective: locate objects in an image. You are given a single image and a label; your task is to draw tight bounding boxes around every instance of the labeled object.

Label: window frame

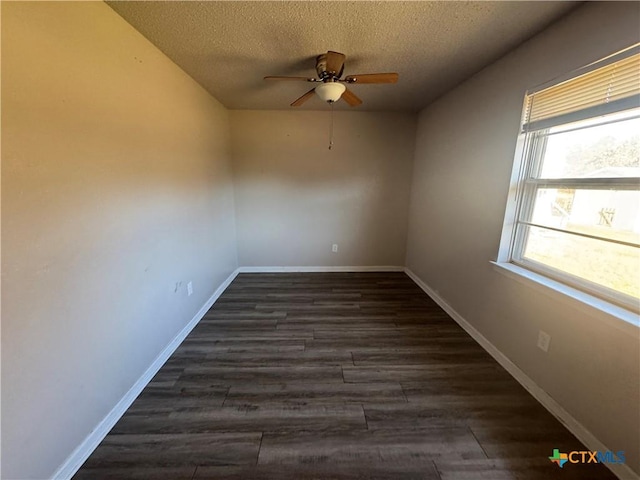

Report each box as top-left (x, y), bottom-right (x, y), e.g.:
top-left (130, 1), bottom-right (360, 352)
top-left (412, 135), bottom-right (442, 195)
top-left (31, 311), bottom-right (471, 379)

top-left (499, 52), bottom-right (640, 315)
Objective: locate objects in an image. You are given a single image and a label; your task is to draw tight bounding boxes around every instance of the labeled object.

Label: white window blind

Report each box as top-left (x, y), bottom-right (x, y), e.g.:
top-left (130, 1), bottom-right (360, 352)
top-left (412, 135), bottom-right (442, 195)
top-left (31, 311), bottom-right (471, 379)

top-left (506, 44), bottom-right (640, 311)
top-left (523, 47), bottom-right (640, 132)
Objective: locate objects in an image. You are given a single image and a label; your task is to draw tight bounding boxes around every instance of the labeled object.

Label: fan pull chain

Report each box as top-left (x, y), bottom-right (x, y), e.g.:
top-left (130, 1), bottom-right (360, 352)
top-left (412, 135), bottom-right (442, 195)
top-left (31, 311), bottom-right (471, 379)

top-left (329, 103), bottom-right (334, 150)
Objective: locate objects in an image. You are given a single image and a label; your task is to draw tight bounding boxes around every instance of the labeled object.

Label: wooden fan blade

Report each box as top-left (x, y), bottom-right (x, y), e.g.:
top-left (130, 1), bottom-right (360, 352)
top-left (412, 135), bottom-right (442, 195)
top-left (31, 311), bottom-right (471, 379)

top-left (291, 88), bottom-right (316, 107)
top-left (325, 51), bottom-right (346, 76)
top-left (341, 87), bottom-right (362, 107)
top-left (264, 76), bottom-right (316, 82)
top-left (344, 73), bottom-right (399, 84)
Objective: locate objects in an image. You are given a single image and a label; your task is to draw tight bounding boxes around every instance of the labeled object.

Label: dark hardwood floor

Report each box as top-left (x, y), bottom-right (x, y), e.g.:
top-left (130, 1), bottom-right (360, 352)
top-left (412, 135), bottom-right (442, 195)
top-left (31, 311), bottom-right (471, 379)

top-left (74, 272), bottom-right (617, 479)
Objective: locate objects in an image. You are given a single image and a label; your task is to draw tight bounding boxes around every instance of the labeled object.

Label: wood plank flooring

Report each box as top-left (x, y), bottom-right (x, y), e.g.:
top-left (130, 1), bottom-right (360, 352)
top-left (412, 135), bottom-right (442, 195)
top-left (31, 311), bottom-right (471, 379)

top-left (74, 272), bottom-right (617, 479)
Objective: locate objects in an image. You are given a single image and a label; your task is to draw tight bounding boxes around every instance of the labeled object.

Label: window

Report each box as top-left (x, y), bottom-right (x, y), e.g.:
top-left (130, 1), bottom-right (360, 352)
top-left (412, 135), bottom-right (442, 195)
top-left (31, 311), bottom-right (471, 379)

top-left (504, 46), bottom-right (640, 312)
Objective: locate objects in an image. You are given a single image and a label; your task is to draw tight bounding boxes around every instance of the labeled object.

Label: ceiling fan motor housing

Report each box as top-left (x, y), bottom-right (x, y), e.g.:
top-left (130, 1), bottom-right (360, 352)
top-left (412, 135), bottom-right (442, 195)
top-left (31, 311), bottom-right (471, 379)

top-left (316, 53), bottom-right (343, 79)
top-left (316, 55), bottom-right (328, 78)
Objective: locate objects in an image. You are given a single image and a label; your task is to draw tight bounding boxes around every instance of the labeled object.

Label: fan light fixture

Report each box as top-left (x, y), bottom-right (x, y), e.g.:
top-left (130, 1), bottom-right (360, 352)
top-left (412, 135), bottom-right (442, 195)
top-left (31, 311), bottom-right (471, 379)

top-left (264, 51), bottom-right (399, 149)
top-left (315, 82), bottom-right (346, 103)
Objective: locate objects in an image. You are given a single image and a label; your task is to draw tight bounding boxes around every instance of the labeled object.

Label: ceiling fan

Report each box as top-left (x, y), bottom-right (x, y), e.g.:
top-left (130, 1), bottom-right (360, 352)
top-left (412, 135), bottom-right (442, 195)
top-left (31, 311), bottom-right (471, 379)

top-left (264, 51), bottom-right (398, 107)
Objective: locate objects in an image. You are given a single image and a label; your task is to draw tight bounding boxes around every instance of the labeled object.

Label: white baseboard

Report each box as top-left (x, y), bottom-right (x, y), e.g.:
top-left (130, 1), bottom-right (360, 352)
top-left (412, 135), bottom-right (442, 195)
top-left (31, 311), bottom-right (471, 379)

top-left (51, 268), bottom-right (240, 480)
top-left (237, 265), bottom-right (405, 273)
top-left (404, 268), bottom-right (638, 480)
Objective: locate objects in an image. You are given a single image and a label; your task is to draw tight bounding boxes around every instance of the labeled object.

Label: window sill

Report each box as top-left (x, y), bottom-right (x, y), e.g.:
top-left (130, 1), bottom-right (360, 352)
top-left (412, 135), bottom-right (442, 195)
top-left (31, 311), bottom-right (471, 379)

top-left (491, 261), bottom-right (639, 334)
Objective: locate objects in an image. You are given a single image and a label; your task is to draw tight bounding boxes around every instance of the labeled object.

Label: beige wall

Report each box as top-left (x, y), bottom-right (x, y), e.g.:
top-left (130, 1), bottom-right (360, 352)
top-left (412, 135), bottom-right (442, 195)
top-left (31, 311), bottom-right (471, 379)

top-left (230, 110), bottom-right (416, 268)
top-left (405, 2), bottom-right (640, 474)
top-left (1, 3), bottom-right (238, 478)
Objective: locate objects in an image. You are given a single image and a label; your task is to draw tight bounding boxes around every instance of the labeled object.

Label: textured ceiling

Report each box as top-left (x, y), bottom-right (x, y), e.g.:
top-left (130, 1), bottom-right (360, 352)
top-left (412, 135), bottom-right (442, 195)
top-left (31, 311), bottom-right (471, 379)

top-left (107, 1), bottom-right (580, 112)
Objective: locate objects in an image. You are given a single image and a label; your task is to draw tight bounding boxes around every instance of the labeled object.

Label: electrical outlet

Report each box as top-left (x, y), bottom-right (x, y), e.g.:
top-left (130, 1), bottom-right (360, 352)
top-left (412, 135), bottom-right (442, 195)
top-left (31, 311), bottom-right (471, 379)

top-left (187, 281), bottom-right (193, 296)
top-left (332, 244), bottom-right (338, 253)
top-left (537, 330), bottom-right (551, 352)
